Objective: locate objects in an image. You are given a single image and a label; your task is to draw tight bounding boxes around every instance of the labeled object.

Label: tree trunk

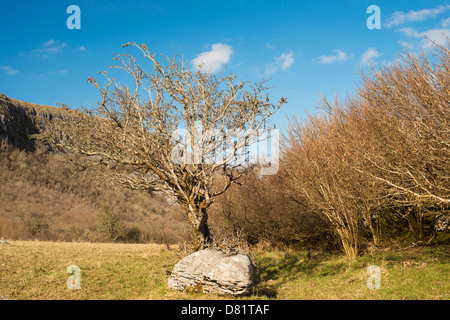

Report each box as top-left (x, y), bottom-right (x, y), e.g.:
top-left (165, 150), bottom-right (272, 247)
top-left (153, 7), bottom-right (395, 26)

top-left (187, 206), bottom-right (212, 251)
top-left (367, 215), bottom-right (380, 245)
top-left (416, 209), bottom-right (424, 240)
top-left (337, 227), bottom-right (359, 260)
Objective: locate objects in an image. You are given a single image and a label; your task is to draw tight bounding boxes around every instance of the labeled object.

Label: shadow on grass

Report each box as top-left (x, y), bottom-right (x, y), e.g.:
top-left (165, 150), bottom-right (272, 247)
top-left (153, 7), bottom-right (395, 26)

top-left (253, 251), bottom-right (338, 298)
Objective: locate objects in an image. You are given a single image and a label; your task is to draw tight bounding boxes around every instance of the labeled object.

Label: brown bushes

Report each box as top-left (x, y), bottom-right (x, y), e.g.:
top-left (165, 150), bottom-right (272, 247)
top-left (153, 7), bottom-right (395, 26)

top-left (280, 43), bottom-right (449, 258)
top-left (211, 42), bottom-right (450, 258)
top-left (210, 170), bottom-right (337, 251)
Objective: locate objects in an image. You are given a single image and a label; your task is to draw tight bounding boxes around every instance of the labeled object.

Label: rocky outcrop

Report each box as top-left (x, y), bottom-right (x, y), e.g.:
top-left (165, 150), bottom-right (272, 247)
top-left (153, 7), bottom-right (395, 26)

top-left (168, 248), bottom-right (255, 296)
top-left (0, 93), bottom-right (61, 150)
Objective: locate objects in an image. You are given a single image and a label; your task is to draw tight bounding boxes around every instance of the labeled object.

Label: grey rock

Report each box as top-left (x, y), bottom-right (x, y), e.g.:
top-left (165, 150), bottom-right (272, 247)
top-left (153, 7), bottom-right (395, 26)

top-left (168, 248), bottom-right (255, 296)
top-left (435, 213), bottom-right (450, 232)
top-left (0, 93), bottom-right (60, 150)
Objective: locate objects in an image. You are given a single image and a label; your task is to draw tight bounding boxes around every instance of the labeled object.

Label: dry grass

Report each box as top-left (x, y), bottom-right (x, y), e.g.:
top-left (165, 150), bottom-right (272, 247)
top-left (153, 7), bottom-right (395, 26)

top-left (0, 93), bottom-right (63, 115)
top-left (0, 240), bottom-right (182, 299)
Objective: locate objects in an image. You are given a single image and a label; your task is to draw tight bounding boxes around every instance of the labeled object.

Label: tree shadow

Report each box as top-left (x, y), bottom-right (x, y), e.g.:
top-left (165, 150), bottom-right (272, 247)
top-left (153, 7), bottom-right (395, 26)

top-left (252, 251), bottom-right (328, 298)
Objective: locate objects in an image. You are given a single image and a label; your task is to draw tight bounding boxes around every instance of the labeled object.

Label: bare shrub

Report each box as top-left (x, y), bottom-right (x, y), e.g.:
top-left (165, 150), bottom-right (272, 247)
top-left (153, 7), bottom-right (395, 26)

top-left (280, 42), bottom-right (450, 258)
top-left (22, 213), bottom-right (49, 238)
top-left (210, 169), bottom-right (336, 251)
top-left (97, 206), bottom-right (126, 242)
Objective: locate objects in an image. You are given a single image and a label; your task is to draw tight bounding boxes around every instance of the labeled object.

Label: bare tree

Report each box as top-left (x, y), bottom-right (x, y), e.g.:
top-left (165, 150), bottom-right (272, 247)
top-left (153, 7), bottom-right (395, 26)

top-left (41, 42), bottom-right (285, 250)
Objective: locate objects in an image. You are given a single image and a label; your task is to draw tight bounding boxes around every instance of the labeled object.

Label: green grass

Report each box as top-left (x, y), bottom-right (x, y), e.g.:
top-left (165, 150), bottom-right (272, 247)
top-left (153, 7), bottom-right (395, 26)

top-left (0, 241), bottom-right (448, 300)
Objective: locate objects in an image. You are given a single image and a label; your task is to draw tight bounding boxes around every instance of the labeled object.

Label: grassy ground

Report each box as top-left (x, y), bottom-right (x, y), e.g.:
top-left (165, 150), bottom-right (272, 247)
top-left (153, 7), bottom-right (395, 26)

top-left (0, 240), bottom-right (448, 300)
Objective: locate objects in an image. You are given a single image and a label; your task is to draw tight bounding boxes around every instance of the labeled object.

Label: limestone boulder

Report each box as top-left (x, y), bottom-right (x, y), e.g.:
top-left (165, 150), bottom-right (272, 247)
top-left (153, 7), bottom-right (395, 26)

top-left (168, 248), bottom-right (255, 296)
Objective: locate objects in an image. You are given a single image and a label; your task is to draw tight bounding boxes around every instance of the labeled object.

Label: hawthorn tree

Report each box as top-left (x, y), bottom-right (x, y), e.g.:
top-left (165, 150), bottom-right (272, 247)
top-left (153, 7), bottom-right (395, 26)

top-left (43, 42), bottom-right (285, 250)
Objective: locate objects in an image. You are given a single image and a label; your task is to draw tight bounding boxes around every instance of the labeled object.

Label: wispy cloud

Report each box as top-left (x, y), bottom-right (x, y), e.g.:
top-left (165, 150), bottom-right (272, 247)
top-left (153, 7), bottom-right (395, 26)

top-left (399, 27), bottom-right (450, 48)
top-left (191, 43), bottom-right (233, 73)
top-left (317, 49), bottom-right (352, 65)
top-left (360, 47), bottom-right (382, 66)
top-left (440, 17), bottom-right (450, 28)
top-left (398, 27), bottom-right (421, 38)
top-left (420, 29), bottom-right (450, 47)
top-left (32, 69), bottom-right (70, 78)
top-left (265, 42), bottom-right (275, 50)
top-left (26, 39), bottom-right (67, 58)
top-left (277, 52), bottom-right (295, 71)
top-left (0, 65), bottom-right (19, 75)
top-left (385, 5), bottom-right (450, 28)
top-left (397, 40), bottom-right (414, 49)
top-left (77, 45), bottom-right (87, 51)
top-left (48, 69), bottom-right (70, 76)
top-left (264, 51), bottom-right (295, 75)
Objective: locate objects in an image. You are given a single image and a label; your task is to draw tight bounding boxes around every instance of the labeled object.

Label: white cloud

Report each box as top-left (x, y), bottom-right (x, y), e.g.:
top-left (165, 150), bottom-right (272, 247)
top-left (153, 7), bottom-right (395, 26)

top-left (399, 27), bottom-right (450, 48)
top-left (48, 69), bottom-right (69, 75)
top-left (45, 39), bottom-right (56, 46)
top-left (0, 65), bottom-right (19, 75)
top-left (263, 51), bottom-right (295, 75)
top-left (264, 64), bottom-right (279, 75)
top-left (276, 52), bottom-right (294, 71)
top-left (398, 27), bottom-right (421, 38)
top-left (397, 40), bottom-right (414, 49)
top-left (385, 5), bottom-right (450, 28)
top-left (360, 47), bottom-right (382, 66)
top-left (32, 69), bottom-right (70, 78)
top-left (77, 45), bottom-right (87, 51)
top-left (318, 49), bottom-right (352, 65)
top-left (191, 43), bottom-right (233, 73)
top-left (265, 43), bottom-right (275, 50)
top-left (40, 39), bottom-right (67, 53)
top-left (421, 28), bottom-right (450, 47)
top-left (441, 17), bottom-right (450, 27)
top-left (27, 39), bottom-right (67, 58)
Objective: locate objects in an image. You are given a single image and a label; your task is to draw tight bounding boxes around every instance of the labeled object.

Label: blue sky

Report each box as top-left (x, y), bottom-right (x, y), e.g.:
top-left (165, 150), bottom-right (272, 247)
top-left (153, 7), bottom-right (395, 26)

top-left (1, 0), bottom-right (449, 130)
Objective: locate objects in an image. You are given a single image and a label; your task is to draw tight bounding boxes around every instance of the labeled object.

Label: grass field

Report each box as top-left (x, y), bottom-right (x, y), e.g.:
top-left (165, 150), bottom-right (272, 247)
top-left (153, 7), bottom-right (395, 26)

top-left (0, 240), bottom-right (448, 300)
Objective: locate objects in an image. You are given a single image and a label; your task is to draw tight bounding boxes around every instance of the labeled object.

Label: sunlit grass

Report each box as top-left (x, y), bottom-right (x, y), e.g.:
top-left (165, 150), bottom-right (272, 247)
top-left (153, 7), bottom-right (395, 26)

top-left (1, 241), bottom-right (448, 300)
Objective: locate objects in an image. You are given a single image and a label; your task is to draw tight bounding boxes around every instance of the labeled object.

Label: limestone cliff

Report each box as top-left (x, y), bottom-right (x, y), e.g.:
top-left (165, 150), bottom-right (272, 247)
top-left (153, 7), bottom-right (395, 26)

top-left (0, 93), bottom-right (62, 150)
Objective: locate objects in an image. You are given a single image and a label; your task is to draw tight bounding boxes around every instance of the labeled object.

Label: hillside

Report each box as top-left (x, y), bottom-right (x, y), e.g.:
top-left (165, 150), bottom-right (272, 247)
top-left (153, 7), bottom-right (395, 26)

top-left (0, 93), bottom-right (189, 244)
